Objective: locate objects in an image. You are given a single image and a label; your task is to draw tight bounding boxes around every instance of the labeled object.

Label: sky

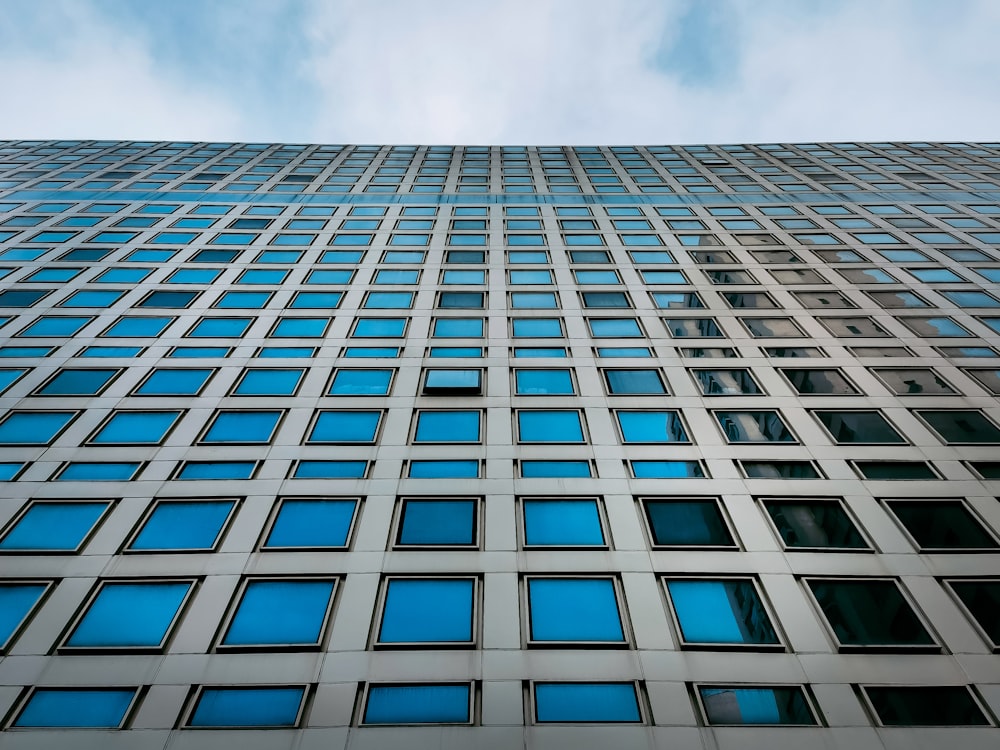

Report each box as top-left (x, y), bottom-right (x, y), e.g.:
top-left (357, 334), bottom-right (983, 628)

top-left (1, 0), bottom-right (998, 145)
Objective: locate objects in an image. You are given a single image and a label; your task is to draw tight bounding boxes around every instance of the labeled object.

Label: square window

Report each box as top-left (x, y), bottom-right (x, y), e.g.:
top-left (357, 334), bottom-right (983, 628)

top-left (12, 688), bottom-right (138, 728)
top-left (362, 683), bottom-right (472, 726)
top-left (617, 410), bottom-right (689, 443)
top-left (396, 498), bottom-right (478, 547)
top-left (89, 410), bottom-right (182, 445)
top-left (439, 291), bottom-right (485, 309)
top-left (36, 368), bottom-right (119, 396)
top-left (376, 577), bottom-right (475, 645)
top-left (780, 368), bottom-right (860, 395)
top-left (201, 410), bottom-right (282, 444)
top-left (127, 500), bottom-right (236, 552)
top-left (813, 410), bottom-right (905, 444)
top-left (526, 577), bottom-right (626, 644)
top-left (187, 686), bottom-right (306, 728)
top-left (884, 500), bottom-right (997, 551)
top-left (134, 368), bottom-right (213, 396)
top-left (0, 500), bottom-right (110, 552)
top-left (364, 291), bottom-right (412, 309)
top-left (262, 498), bottom-right (358, 549)
top-left (517, 410), bottom-right (585, 443)
top-left (692, 369), bottom-right (762, 396)
top-left (664, 578), bottom-right (781, 647)
top-left (805, 578), bottom-right (935, 650)
top-left (533, 682), bottom-right (641, 724)
top-left (642, 498), bottom-right (736, 548)
top-left (916, 409), bottom-right (1000, 443)
top-left (716, 411), bottom-right (795, 443)
top-left (698, 686), bottom-right (817, 726)
top-left (219, 578), bottom-right (336, 648)
top-left (522, 499), bottom-right (605, 547)
top-left (307, 410), bottom-right (382, 443)
top-left (862, 686), bottom-right (989, 727)
top-left (63, 580), bottom-right (194, 650)
top-left (414, 410), bottom-right (481, 443)
top-left (762, 498), bottom-right (868, 550)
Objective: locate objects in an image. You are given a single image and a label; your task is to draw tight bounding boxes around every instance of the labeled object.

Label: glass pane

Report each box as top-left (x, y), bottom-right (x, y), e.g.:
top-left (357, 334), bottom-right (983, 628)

top-left (700, 686), bottom-right (815, 725)
top-left (190, 687), bottom-right (304, 727)
top-left (885, 501), bottom-right (997, 550)
top-left (66, 581), bottom-right (191, 648)
top-left (0, 502), bottom-right (108, 551)
top-left (865, 686), bottom-right (988, 726)
top-left (535, 683), bottom-right (640, 723)
top-left (264, 499), bottom-right (356, 548)
top-left (644, 500), bottom-right (734, 546)
top-left (523, 500), bottom-right (604, 546)
top-left (617, 411), bottom-right (688, 442)
top-left (364, 684), bottom-right (470, 725)
top-left (379, 579), bottom-right (474, 644)
top-left (666, 579), bottom-right (779, 645)
top-left (528, 578), bottom-right (624, 642)
top-left (130, 500), bottom-right (235, 551)
top-left (15, 689), bottom-right (136, 728)
top-left (399, 500), bottom-right (476, 546)
top-left (807, 579), bottom-right (934, 647)
top-left (222, 580), bottom-right (335, 645)
top-left (0, 583), bottom-right (48, 648)
top-left (763, 499), bottom-right (867, 549)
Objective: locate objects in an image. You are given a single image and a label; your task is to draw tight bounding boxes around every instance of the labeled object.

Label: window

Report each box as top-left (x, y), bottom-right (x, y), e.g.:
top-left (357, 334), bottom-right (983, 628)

top-left (186, 317), bottom-right (251, 338)
top-left (817, 316), bottom-right (889, 337)
top-left (519, 460), bottom-right (593, 478)
top-left (741, 460), bottom-right (822, 479)
top-left (664, 578), bottom-right (781, 648)
top-left (663, 318), bottom-right (723, 338)
top-left (630, 461), bottom-right (706, 478)
top-left (762, 498), bottom-right (868, 550)
top-left (127, 500), bottom-right (236, 552)
top-left (862, 686), bottom-right (990, 726)
top-left (422, 369), bottom-right (482, 395)
top-left (376, 577), bottom-right (476, 646)
top-left (261, 500), bottom-right (363, 550)
top-left (945, 579), bottom-right (1000, 649)
top-left (780, 368), bottom-right (860, 395)
top-left (588, 317), bottom-right (643, 338)
top-left (698, 686), bottom-right (817, 726)
top-left (291, 461), bottom-right (368, 479)
top-left (219, 578), bottom-right (336, 648)
top-left (871, 368), bottom-right (955, 395)
top-left (813, 410), bottom-right (905, 444)
top-left (0, 500), bottom-right (110, 552)
top-left (232, 368), bottom-right (304, 396)
top-left (396, 498), bottom-right (478, 547)
top-left (526, 577), bottom-right (626, 644)
top-left (533, 683), bottom-right (641, 724)
top-left (408, 460), bottom-right (480, 478)
top-left (716, 411), bottom-right (794, 442)
top-left (12, 688), bottom-right (138, 728)
top-left (0, 581), bottom-right (50, 650)
top-left (805, 578), bottom-right (935, 649)
top-left (692, 369), bottom-right (762, 395)
top-left (522, 498), bottom-right (605, 547)
top-left (916, 410), bottom-right (1000, 444)
top-left (603, 369), bottom-right (666, 394)
top-left (853, 461), bottom-right (938, 480)
top-left (63, 579), bottom-right (194, 650)
top-left (329, 369), bottom-right (393, 396)
top-left (36, 368), bottom-right (119, 396)
top-left (88, 410), bottom-right (181, 446)
top-left (511, 317), bottom-right (562, 338)
top-left (642, 498), bottom-right (736, 547)
top-left (187, 686), bottom-right (306, 728)
top-left (18, 315), bottom-right (93, 337)
top-left (364, 291), bottom-right (412, 309)
top-left (440, 291), bottom-right (484, 309)
top-left (307, 410), bottom-right (382, 443)
top-left (134, 368), bottom-right (213, 396)
top-left (883, 499), bottom-right (997, 551)
top-left (362, 683), bottom-right (472, 725)
top-left (514, 368), bottom-right (574, 395)
top-left (517, 410), bottom-right (585, 443)
top-left (616, 410), bottom-right (689, 443)
top-left (137, 290), bottom-right (197, 308)
top-left (352, 317), bottom-right (407, 338)
top-left (414, 410), bottom-right (481, 442)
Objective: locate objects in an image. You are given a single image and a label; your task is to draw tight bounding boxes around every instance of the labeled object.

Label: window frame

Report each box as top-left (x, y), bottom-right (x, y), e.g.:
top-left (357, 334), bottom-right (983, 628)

top-left (9, 686), bottom-right (142, 729)
top-left (0, 499), bottom-right (114, 554)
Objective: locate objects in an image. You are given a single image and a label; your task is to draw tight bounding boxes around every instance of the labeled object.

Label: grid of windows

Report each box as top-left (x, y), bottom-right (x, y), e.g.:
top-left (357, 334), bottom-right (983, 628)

top-left (0, 141), bottom-right (999, 741)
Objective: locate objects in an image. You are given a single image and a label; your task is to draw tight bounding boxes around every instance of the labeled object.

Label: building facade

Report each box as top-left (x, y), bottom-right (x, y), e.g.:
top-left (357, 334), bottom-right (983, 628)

top-left (0, 139), bottom-right (999, 749)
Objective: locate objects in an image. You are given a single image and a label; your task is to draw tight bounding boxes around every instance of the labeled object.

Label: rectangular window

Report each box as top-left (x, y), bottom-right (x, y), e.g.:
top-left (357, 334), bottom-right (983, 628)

top-left (307, 410), bottom-right (382, 443)
top-left (761, 498), bottom-right (869, 550)
top-left (664, 577), bottom-right (781, 648)
top-left (853, 461), bottom-right (938, 480)
top-left (522, 498), bottom-right (606, 547)
top-left (127, 499), bottom-right (236, 552)
top-left (883, 499), bottom-right (997, 551)
top-left (0, 581), bottom-right (52, 651)
top-left (526, 577), bottom-right (627, 645)
top-left (812, 410), bottom-right (904, 444)
top-left (395, 498), bottom-right (478, 548)
top-left (232, 368), bottom-right (304, 396)
top-left (692, 369), bottom-right (762, 395)
top-left (519, 460), bottom-right (593, 478)
top-left (12, 688), bottom-right (138, 728)
top-left (630, 460), bottom-right (706, 478)
top-left (290, 461), bottom-right (368, 480)
top-left (805, 578), bottom-right (936, 650)
top-left (187, 686), bottom-right (306, 728)
top-left (516, 410), bottom-right (585, 443)
top-left (861, 685), bottom-right (989, 726)
top-left (0, 500), bottom-right (110, 552)
top-left (408, 460), bottom-right (481, 478)
top-left (642, 498), bottom-right (736, 548)
top-left (603, 369), bottom-right (667, 394)
top-left (329, 369), bottom-right (393, 396)
top-left (219, 578), bottom-right (336, 648)
top-left (362, 684), bottom-right (473, 725)
top-left (514, 368), bottom-right (574, 395)
top-left (780, 368), bottom-right (860, 395)
top-left (715, 411), bottom-right (794, 443)
top-left (35, 368), bottom-right (120, 396)
top-left (697, 685), bottom-right (818, 726)
top-left (533, 682), bottom-right (642, 724)
top-left (376, 577), bottom-right (476, 646)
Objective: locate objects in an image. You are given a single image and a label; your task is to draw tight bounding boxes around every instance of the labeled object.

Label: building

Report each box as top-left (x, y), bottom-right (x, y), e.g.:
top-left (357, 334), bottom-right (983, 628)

top-left (0, 139), bottom-right (999, 749)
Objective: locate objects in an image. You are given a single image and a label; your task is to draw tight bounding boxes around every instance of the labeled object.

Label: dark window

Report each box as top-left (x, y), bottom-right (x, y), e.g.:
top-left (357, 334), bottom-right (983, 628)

top-left (806, 579), bottom-right (935, 649)
top-left (946, 579), bottom-right (1000, 649)
top-left (863, 686), bottom-right (989, 726)
top-left (397, 498), bottom-right (477, 547)
top-left (664, 578), bottom-right (780, 647)
top-left (854, 461), bottom-right (937, 480)
top-left (699, 686), bottom-right (817, 725)
top-left (643, 498), bottom-right (736, 547)
top-left (872, 368), bottom-right (955, 395)
top-left (916, 410), bottom-right (1000, 444)
top-left (780, 369), bottom-right (859, 395)
top-left (715, 411), bottom-right (794, 442)
top-left (814, 410), bottom-right (905, 444)
top-left (741, 461), bottom-right (822, 479)
top-left (762, 498), bottom-right (868, 550)
top-left (884, 500), bottom-right (997, 551)
top-left (693, 369), bottom-right (762, 395)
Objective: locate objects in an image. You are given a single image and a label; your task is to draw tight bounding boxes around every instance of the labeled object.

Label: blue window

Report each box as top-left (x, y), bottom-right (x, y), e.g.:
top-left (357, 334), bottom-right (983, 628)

top-left (534, 683), bottom-right (641, 724)
top-left (374, 269), bottom-right (419, 284)
top-left (263, 498), bottom-right (358, 549)
top-left (510, 270), bottom-right (552, 285)
top-left (397, 499), bottom-right (477, 546)
top-left (307, 410), bottom-right (382, 443)
top-left (187, 317), bottom-right (252, 337)
top-left (19, 315), bottom-right (93, 337)
top-left (35, 369), bottom-right (116, 396)
top-left (520, 460), bottom-right (592, 478)
top-left (604, 370), bottom-right (665, 394)
top-left (306, 269), bottom-right (353, 284)
top-left (14, 688), bottom-right (137, 728)
top-left (126, 249), bottom-right (175, 262)
top-left (129, 500), bottom-right (236, 551)
top-left (89, 410), bottom-right (181, 445)
top-left (352, 317), bottom-right (407, 338)
top-left (97, 268), bottom-right (152, 284)
top-left (28, 230), bottom-right (78, 243)
top-left (169, 346), bottom-right (231, 358)
top-left (292, 460), bottom-right (368, 479)
top-left (617, 411), bottom-right (689, 443)
top-left (365, 291), bottom-right (412, 309)
top-left (176, 461), bottom-right (257, 480)
top-left (0, 462), bottom-right (25, 480)
top-left (644, 499), bottom-right (735, 547)
top-left (103, 316), bottom-right (173, 338)
top-left (56, 462), bottom-right (142, 481)
top-left (271, 233), bottom-right (315, 246)
top-left (135, 368), bottom-right (213, 396)
top-left (443, 270), bottom-right (485, 284)
top-left (512, 318), bottom-right (563, 337)
top-left (428, 346), bottom-right (483, 358)
top-left (941, 290), bottom-right (1000, 308)
top-left (432, 317), bottom-right (484, 337)
top-left (508, 250), bottom-right (549, 263)
top-left (270, 317), bottom-right (329, 338)
top-left (167, 268), bottom-right (221, 284)
top-left (0, 582), bottom-right (50, 649)
top-left (65, 580), bottom-right (193, 649)
top-left (188, 687), bottom-right (305, 728)
top-left (202, 411), bottom-right (282, 444)
top-left (408, 460), bottom-right (480, 478)
top-left (0, 346), bottom-right (52, 357)
top-left (24, 267), bottom-right (81, 282)
top-left (665, 578), bottom-right (780, 646)
top-left (214, 291), bottom-right (271, 309)
top-left (329, 369), bottom-right (393, 395)
top-left (79, 346), bottom-right (143, 358)
top-left (716, 411), bottom-right (795, 443)
top-left (514, 369), bottom-right (574, 395)
top-left (378, 578), bottom-right (475, 644)
top-left (363, 684), bottom-right (472, 725)
top-left (517, 410), bottom-right (585, 443)
top-left (506, 234), bottom-right (544, 246)
top-left (211, 233), bottom-right (256, 245)
top-left (221, 579), bottom-right (336, 647)
top-left (527, 578), bottom-right (625, 643)
top-left (0, 411), bottom-right (77, 445)
top-left (588, 318), bottom-right (643, 338)
top-left (514, 347), bottom-right (567, 358)
top-left (510, 292), bottom-right (558, 310)
top-left (233, 368), bottom-right (303, 395)
top-left (331, 233), bottom-right (372, 245)
top-left (631, 461), bottom-right (706, 478)
top-left (423, 369), bottom-right (482, 394)
top-left (138, 290), bottom-right (197, 308)
top-left (699, 686), bottom-right (816, 725)
top-left (564, 234), bottom-right (604, 246)
top-left (523, 499), bottom-right (604, 546)
top-left (320, 249), bottom-right (365, 264)
top-left (414, 410), bottom-right (481, 442)
top-left (289, 292), bottom-right (343, 309)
